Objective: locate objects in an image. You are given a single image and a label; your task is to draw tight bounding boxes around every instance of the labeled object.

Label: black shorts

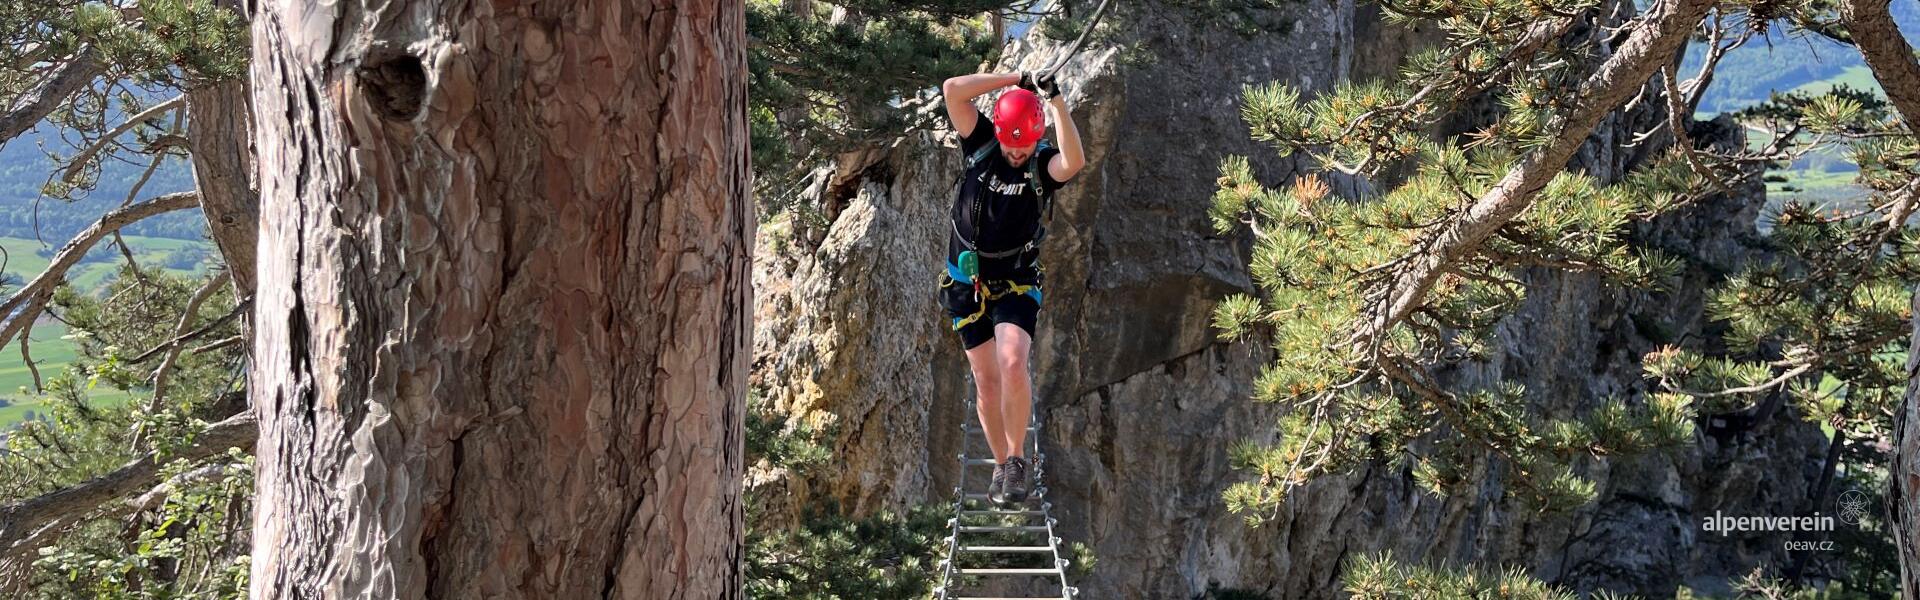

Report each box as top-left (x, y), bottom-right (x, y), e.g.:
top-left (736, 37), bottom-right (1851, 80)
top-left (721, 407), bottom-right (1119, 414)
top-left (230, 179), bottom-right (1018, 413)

top-left (938, 270), bottom-right (1042, 350)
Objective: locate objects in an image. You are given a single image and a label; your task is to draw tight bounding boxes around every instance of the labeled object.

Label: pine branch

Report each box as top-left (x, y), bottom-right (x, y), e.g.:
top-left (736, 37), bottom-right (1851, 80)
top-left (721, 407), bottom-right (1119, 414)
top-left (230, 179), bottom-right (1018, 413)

top-left (133, 271), bottom-right (235, 451)
top-left (1682, 9), bottom-right (1745, 114)
top-left (1663, 67), bottom-right (1734, 195)
top-left (59, 94), bottom-right (185, 184)
top-left (0, 413), bottom-right (256, 565)
top-left (0, 192), bottom-right (202, 357)
top-left (18, 332), bottom-right (40, 394)
top-left (0, 49), bottom-right (103, 146)
top-left (1354, 0), bottom-right (1714, 354)
top-left (128, 296), bottom-right (249, 364)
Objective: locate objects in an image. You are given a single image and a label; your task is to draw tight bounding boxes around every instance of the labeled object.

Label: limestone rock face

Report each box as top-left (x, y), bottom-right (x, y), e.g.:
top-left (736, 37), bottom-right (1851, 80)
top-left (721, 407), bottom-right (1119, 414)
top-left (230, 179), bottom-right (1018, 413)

top-left (751, 4), bottom-right (1829, 599)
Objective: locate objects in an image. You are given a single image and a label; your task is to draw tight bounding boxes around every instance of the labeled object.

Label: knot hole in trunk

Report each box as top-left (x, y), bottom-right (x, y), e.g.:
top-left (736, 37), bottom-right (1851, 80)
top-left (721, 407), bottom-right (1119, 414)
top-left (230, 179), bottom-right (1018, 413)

top-left (357, 52), bottom-right (427, 121)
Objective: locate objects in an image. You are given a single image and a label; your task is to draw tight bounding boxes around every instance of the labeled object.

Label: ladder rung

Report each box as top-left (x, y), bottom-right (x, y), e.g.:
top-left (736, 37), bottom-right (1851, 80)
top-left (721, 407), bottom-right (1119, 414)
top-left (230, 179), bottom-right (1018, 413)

top-left (958, 525), bottom-right (1049, 533)
top-left (959, 545), bottom-right (1055, 553)
top-left (962, 457), bottom-right (996, 466)
top-left (959, 509), bottom-right (1044, 516)
top-left (954, 597), bottom-right (1068, 600)
top-left (956, 567), bottom-right (1061, 575)
top-left (963, 492), bottom-right (1045, 503)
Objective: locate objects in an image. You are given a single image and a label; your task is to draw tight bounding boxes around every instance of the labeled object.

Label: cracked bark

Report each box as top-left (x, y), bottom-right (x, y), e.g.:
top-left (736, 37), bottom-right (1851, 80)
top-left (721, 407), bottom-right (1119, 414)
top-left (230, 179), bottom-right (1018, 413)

top-left (1840, 0), bottom-right (1920, 126)
top-left (1899, 291), bottom-right (1920, 596)
top-left (247, 0), bottom-right (750, 598)
top-left (186, 0), bottom-right (257, 299)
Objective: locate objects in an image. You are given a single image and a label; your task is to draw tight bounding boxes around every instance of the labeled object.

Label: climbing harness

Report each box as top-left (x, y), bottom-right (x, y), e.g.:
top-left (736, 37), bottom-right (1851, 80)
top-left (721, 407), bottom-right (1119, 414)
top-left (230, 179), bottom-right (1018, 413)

top-left (944, 275), bottom-right (1042, 331)
top-left (934, 393), bottom-right (1077, 599)
top-left (931, 6), bottom-right (1115, 596)
top-left (954, 0), bottom-right (1115, 275)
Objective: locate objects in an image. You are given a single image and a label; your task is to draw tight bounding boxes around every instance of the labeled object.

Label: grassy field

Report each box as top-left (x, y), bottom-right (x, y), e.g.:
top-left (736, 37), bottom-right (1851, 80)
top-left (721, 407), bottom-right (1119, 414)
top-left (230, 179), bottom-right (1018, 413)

top-left (0, 320), bottom-right (134, 426)
top-left (0, 235), bottom-right (210, 429)
top-left (1774, 167), bottom-right (1859, 192)
top-left (0, 235), bottom-right (208, 291)
top-left (1790, 65), bottom-right (1883, 98)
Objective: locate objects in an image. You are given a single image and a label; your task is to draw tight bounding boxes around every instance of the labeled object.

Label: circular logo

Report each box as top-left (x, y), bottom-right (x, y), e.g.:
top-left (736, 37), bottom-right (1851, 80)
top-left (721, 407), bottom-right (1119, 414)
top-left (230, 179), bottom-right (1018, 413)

top-left (1838, 489), bottom-right (1871, 526)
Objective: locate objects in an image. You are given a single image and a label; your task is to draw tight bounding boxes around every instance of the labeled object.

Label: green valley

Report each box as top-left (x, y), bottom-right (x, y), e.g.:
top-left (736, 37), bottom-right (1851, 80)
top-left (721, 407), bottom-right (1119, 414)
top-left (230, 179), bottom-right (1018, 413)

top-left (0, 234), bottom-right (216, 429)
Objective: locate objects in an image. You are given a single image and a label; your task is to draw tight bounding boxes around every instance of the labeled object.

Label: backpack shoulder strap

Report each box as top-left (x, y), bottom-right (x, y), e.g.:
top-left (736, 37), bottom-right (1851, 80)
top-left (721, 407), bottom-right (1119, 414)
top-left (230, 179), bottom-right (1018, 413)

top-left (1026, 140), bottom-right (1052, 186)
top-left (967, 138), bottom-right (999, 170)
top-left (1029, 140), bottom-right (1056, 223)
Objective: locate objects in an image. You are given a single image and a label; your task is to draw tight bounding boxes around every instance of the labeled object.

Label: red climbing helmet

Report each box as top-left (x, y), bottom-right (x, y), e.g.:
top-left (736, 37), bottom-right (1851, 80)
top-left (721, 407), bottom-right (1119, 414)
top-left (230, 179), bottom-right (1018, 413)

top-left (993, 89), bottom-right (1046, 149)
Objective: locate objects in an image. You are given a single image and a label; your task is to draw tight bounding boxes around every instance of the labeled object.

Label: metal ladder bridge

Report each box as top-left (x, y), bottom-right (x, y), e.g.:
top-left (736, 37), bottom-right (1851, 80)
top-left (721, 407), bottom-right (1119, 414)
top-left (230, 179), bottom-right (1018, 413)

top-left (933, 396), bottom-right (1078, 600)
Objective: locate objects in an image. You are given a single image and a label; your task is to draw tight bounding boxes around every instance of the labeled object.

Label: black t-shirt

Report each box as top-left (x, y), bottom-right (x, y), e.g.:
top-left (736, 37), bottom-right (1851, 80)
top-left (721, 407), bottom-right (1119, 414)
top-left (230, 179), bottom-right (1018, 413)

top-left (949, 108), bottom-right (1066, 280)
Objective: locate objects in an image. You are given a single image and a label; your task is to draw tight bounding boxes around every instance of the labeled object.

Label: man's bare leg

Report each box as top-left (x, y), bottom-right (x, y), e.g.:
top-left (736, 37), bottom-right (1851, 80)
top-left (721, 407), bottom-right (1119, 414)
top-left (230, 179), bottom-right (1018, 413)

top-left (964, 340), bottom-right (1009, 463)
top-left (992, 323), bottom-right (1033, 459)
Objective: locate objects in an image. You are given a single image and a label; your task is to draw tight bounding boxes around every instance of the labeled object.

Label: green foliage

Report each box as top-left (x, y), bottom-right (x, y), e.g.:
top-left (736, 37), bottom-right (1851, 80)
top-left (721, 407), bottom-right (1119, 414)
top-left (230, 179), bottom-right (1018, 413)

top-left (742, 383), bottom-right (1096, 597)
top-left (1, 365), bottom-right (248, 600)
top-left (0, 0), bottom-right (247, 90)
top-left (1644, 89), bottom-right (1916, 533)
top-left (1675, 565), bottom-right (1890, 599)
top-left (746, 502), bottom-right (950, 599)
top-left (747, 387), bottom-right (834, 472)
top-left (1797, 467), bottom-right (1905, 597)
top-left (747, 1), bottom-right (1002, 204)
top-left (0, 369), bottom-right (140, 501)
top-left (933, 496), bottom-right (1097, 593)
top-left (1210, 134), bottom-right (1703, 518)
top-left (747, 0), bottom-right (1295, 217)
top-left (1340, 552), bottom-right (1583, 599)
top-left (1, 269), bottom-right (247, 598)
top-left (55, 265), bottom-right (241, 417)
top-left (0, 0), bottom-right (242, 244)
top-left (1211, 0), bottom-right (1910, 568)
top-left (28, 449), bottom-right (252, 600)
top-left (743, 385), bottom-right (949, 596)
top-left (1235, 0), bottom-right (1600, 174)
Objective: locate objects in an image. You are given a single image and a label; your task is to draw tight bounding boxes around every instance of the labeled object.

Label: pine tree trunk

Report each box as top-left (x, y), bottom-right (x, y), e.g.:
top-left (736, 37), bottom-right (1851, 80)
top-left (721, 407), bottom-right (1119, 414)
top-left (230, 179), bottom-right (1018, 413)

top-left (185, 75), bottom-right (257, 298)
top-left (1896, 289), bottom-right (1920, 596)
top-left (245, 0), bottom-right (751, 597)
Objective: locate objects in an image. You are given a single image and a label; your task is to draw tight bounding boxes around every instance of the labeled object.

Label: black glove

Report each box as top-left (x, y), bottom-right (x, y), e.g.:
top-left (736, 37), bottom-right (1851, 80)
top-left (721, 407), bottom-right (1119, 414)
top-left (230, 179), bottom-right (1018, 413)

top-left (1034, 72), bottom-right (1061, 99)
top-left (1016, 71), bottom-right (1040, 94)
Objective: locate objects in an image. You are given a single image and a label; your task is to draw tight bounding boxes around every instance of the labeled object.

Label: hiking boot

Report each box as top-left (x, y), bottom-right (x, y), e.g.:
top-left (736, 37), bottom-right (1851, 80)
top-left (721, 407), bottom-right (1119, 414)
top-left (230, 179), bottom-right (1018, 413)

top-left (995, 456), bottom-right (1030, 507)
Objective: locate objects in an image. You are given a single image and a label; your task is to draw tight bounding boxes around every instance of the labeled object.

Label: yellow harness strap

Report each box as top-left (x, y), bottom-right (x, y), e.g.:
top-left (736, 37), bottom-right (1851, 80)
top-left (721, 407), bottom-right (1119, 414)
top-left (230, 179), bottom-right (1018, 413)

top-left (951, 280), bottom-right (1038, 330)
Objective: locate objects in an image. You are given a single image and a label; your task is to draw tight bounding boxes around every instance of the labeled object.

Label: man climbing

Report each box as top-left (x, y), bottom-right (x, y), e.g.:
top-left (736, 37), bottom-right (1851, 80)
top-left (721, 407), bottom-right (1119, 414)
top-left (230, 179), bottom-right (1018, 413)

top-left (938, 70), bottom-right (1085, 508)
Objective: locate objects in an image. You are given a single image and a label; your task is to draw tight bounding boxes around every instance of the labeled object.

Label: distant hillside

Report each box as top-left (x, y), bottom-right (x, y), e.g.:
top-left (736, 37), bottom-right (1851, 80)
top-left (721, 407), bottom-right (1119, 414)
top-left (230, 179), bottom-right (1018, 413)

top-left (1680, 5), bottom-right (1920, 114)
top-left (0, 127), bottom-right (206, 243)
top-left (1676, 10), bottom-right (1920, 206)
